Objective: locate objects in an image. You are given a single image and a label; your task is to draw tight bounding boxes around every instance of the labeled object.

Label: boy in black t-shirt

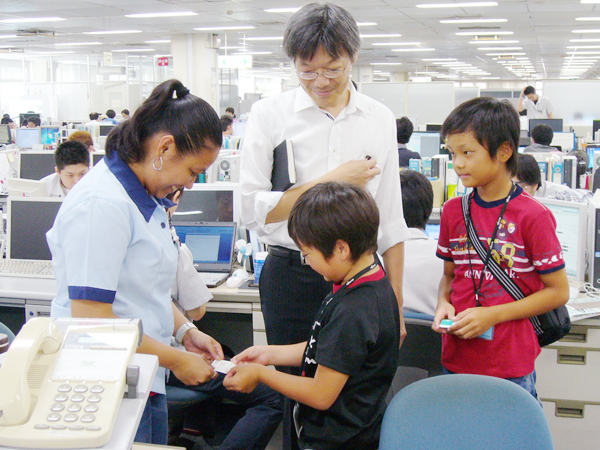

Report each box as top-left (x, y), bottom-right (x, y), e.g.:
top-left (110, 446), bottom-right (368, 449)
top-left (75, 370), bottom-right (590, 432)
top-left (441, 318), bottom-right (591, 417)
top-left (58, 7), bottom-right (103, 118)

top-left (224, 182), bottom-right (400, 450)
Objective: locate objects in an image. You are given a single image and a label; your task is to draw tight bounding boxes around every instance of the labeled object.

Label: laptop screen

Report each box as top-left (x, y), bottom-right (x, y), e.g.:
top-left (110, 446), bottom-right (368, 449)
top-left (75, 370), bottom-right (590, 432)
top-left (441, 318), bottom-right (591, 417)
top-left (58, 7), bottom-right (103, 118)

top-left (172, 221), bottom-right (237, 272)
top-left (7, 197), bottom-right (63, 260)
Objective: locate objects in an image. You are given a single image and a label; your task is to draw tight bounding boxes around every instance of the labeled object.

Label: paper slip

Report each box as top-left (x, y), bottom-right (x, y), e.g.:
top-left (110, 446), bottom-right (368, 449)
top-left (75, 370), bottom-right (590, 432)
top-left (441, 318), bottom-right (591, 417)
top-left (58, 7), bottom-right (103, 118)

top-left (566, 298), bottom-right (600, 322)
top-left (212, 359), bottom-right (236, 374)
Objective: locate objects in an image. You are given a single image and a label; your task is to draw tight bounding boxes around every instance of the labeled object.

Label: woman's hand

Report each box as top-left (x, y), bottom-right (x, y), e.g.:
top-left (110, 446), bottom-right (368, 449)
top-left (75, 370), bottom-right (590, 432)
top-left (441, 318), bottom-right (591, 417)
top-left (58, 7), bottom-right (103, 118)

top-left (171, 350), bottom-right (216, 385)
top-left (183, 329), bottom-right (224, 363)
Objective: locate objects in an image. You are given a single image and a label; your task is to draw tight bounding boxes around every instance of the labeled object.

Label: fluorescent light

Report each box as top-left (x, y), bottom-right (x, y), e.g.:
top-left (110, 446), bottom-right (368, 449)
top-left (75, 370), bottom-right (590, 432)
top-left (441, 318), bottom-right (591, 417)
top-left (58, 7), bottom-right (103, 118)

top-left (194, 26), bottom-right (255, 31)
top-left (0, 45), bottom-right (14, 48)
top-left (572, 29), bottom-right (600, 33)
top-left (232, 51), bottom-right (272, 55)
top-left (125, 12), bottom-right (197, 18)
top-left (581, 0), bottom-right (600, 3)
top-left (486, 52), bottom-right (526, 56)
top-left (566, 50), bottom-right (600, 54)
top-left (415, 71), bottom-right (439, 74)
top-left (0, 17), bottom-right (65, 23)
top-left (456, 31), bottom-right (513, 35)
top-left (35, 51), bottom-right (75, 55)
top-left (422, 58), bottom-right (456, 61)
top-left (481, 76), bottom-right (501, 79)
top-left (84, 30), bottom-right (142, 35)
top-left (440, 18), bottom-right (506, 24)
top-left (468, 40), bottom-right (519, 44)
top-left (392, 48), bottom-right (436, 52)
top-left (0, 34), bottom-right (18, 39)
top-left (372, 42), bottom-right (421, 46)
top-left (418, 1), bottom-right (497, 7)
top-left (360, 34), bottom-right (402, 38)
top-left (357, 22), bottom-right (377, 26)
top-left (55, 42), bottom-right (102, 46)
top-left (477, 46), bottom-right (522, 50)
top-left (220, 46), bottom-right (244, 50)
top-left (242, 36), bottom-right (283, 41)
top-left (369, 62), bottom-right (402, 65)
top-left (571, 38), bottom-right (600, 42)
top-left (576, 17), bottom-right (600, 21)
top-left (563, 56), bottom-right (599, 59)
top-left (145, 40), bottom-right (171, 44)
top-left (567, 45), bottom-right (600, 48)
top-left (265, 8), bottom-right (301, 13)
top-left (112, 48), bottom-right (155, 52)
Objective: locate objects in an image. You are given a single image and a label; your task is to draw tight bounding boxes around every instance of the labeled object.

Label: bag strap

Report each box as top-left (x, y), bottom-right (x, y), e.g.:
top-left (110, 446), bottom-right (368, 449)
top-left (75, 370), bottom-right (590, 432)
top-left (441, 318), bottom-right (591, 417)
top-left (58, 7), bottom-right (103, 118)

top-left (461, 193), bottom-right (525, 301)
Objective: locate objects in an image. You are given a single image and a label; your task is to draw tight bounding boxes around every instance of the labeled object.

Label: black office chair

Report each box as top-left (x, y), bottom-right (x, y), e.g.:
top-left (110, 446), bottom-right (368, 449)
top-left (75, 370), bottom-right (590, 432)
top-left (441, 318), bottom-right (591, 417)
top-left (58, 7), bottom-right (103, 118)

top-left (386, 311), bottom-right (443, 403)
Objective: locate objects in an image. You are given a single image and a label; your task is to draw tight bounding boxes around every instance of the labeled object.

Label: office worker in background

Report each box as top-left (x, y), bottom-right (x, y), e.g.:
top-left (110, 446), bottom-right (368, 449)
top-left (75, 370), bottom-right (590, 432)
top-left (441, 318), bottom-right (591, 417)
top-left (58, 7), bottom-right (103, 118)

top-left (225, 106), bottom-right (236, 118)
top-left (518, 85), bottom-right (554, 119)
top-left (523, 123), bottom-right (560, 153)
top-left (27, 116), bottom-right (40, 128)
top-left (48, 79), bottom-right (233, 444)
top-left (121, 108), bottom-right (130, 120)
top-left (434, 97), bottom-right (569, 400)
top-left (41, 140), bottom-right (90, 198)
top-left (239, 4), bottom-right (409, 449)
top-left (399, 170), bottom-right (443, 317)
top-left (68, 129), bottom-right (95, 153)
top-left (514, 153), bottom-right (592, 203)
top-left (221, 114), bottom-right (234, 137)
top-left (103, 109), bottom-right (118, 124)
top-left (1, 114), bottom-right (16, 129)
top-left (396, 116), bottom-right (421, 168)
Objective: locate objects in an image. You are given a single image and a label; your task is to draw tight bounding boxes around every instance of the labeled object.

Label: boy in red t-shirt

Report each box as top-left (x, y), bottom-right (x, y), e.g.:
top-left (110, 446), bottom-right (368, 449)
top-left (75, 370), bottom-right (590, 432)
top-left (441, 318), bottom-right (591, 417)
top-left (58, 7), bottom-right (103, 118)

top-left (434, 97), bottom-right (569, 399)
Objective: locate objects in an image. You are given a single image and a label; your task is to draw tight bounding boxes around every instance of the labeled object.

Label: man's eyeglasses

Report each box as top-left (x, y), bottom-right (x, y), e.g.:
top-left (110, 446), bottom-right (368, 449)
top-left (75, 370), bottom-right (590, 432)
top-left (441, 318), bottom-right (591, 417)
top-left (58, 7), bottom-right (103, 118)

top-left (295, 65), bottom-right (350, 81)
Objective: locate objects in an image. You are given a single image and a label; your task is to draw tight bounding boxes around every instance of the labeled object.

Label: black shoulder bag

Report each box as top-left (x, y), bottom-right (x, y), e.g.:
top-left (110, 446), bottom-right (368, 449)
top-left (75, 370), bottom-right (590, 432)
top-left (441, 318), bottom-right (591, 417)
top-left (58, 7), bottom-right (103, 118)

top-left (461, 191), bottom-right (571, 347)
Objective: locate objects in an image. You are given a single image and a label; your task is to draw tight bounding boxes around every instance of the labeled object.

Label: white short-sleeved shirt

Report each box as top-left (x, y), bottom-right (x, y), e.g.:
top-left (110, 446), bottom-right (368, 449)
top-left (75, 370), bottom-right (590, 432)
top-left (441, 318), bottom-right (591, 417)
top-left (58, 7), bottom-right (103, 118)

top-left (47, 153), bottom-right (177, 394)
top-left (41, 172), bottom-right (68, 198)
top-left (523, 95), bottom-right (554, 119)
top-left (240, 84), bottom-right (409, 253)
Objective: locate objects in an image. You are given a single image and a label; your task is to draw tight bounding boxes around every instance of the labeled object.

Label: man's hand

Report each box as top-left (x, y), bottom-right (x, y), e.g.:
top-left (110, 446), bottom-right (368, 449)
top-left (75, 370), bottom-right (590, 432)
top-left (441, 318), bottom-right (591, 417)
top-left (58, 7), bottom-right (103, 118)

top-left (324, 158), bottom-right (381, 188)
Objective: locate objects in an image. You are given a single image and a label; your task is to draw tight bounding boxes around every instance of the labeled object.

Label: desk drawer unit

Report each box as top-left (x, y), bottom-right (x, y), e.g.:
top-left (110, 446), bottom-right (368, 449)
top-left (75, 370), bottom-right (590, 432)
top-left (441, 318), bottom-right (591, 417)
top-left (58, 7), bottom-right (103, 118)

top-left (536, 321), bottom-right (600, 450)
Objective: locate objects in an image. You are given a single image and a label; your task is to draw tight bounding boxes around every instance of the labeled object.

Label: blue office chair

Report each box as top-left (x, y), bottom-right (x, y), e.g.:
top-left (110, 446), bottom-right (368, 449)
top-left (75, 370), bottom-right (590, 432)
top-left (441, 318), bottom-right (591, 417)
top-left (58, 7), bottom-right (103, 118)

top-left (0, 322), bottom-right (15, 344)
top-left (380, 374), bottom-right (554, 450)
top-left (386, 311), bottom-right (443, 403)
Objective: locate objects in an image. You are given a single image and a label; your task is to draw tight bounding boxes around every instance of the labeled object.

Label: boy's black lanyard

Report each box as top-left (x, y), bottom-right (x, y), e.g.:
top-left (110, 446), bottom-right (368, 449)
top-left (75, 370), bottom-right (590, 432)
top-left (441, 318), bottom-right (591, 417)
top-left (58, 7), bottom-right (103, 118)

top-left (323, 259), bottom-right (380, 306)
top-left (465, 184), bottom-right (515, 307)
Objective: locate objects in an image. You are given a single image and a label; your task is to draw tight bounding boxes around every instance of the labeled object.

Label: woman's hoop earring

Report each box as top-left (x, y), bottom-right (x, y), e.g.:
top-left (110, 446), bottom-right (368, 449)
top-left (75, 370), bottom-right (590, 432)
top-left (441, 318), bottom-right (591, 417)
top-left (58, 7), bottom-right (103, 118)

top-left (152, 156), bottom-right (163, 171)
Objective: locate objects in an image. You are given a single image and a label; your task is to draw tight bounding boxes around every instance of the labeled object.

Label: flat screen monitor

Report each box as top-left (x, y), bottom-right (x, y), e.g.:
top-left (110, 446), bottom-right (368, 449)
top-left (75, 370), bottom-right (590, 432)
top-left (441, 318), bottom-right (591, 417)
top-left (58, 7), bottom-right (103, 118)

top-left (425, 124), bottom-right (442, 132)
top-left (92, 152), bottom-right (105, 166)
top-left (16, 128), bottom-right (41, 149)
top-left (40, 126), bottom-right (61, 146)
top-left (593, 120), bottom-right (600, 140)
top-left (529, 118), bottom-right (563, 134)
top-left (586, 145), bottom-right (600, 170)
top-left (408, 132), bottom-right (441, 158)
top-left (0, 124), bottom-right (11, 145)
top-left (537, 197), bottom-right (588, 282)
top-left (171, 182), bottom-right (240, 224)
top-left (7, 178), bottom-right (48, 198)
top-left (7, 197), bottom-right (62, 261)
top-left (99, 124), bottom-right (115, 137)
top-left (19, 113), bottom-right (40, 127)
top-left (551, 132), bottom-right (575, 152)
top-left (19, 151), bottom-right (56, 180)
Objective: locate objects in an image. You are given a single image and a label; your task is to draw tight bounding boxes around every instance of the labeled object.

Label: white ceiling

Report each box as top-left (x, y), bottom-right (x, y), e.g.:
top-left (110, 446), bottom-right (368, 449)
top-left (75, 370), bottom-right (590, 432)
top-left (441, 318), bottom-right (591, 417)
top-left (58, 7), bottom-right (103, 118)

top-left (1, 0), bottom-right (600, 81)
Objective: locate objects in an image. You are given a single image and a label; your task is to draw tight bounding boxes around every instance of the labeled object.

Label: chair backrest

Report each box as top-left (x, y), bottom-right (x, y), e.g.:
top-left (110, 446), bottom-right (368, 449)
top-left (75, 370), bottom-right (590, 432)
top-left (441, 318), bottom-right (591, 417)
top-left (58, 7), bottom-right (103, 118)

top-left (380, 374), bottom-right (554, 450)
top-left (386, 312), bottom-right (443, 402)
top-left (0, 322), bottom-right (16, 344)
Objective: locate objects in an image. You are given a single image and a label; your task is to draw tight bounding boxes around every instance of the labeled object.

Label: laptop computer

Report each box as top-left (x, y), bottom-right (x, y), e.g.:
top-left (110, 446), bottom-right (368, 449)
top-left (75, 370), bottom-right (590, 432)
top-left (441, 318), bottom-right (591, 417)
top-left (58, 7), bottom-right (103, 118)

top-left (0, 197), bottom-right (63, 278)
top-left (171, 221), bottom-right (238, 288)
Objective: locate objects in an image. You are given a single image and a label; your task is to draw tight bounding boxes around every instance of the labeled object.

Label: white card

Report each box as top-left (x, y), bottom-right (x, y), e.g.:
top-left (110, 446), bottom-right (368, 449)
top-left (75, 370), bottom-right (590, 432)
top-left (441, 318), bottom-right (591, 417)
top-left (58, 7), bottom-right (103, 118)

top-left (211, 359), bottom-right (236, 374)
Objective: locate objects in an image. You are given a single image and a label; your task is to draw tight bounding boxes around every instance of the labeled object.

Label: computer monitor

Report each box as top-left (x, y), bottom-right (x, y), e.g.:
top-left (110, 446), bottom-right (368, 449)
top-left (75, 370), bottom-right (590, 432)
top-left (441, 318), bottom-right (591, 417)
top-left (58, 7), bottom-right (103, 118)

top-left (586, 145), bottom-right (600, 170)
top-left (99, 124), bottom-right (115, 137)
top-left (19, 151), bottom-right (56, 180)
top-left (593, 120), bottom-right (600, 140)
top-left (0, 124), bottom-right (11, 145)
top-left (92, 152), bottom-right (105, 166)
top-left (408, 132), bottom-right (442, 158)
top-left (40, 126), bottom-right (61, 146)
top-left (15, 128), bottom-right (41, 149)
top-left (6, 197), bottom-right (62, 260)
top-left (7, 178), bottom-right (48, 198)
top-left (425, 124), bottom-right (442, 132)
top-left (171, 182), bottom-right (240, 224)
top-left (528, 118), bottom-right (563, 134)
top-left (19, 113), bottom-right (40, 127)
top-left (538, 197), bottom-right (588, 282)
top-left (550, 132), bottom-right (575, 152)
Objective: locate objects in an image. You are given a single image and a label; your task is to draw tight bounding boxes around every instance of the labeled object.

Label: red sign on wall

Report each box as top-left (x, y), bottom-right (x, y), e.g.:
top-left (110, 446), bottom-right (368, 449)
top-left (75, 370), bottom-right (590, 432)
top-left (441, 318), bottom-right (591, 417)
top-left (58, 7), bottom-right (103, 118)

top-left (157, 57), bottom-right (169, 67)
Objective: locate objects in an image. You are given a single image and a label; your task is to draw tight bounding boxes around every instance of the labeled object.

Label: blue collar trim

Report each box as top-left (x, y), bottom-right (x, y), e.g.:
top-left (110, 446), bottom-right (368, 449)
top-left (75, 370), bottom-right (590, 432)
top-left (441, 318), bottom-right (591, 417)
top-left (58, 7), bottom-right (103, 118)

top-left (105, 152), bottom-right (174, 221)
top-left (473, 184), bottom-right (523, 209)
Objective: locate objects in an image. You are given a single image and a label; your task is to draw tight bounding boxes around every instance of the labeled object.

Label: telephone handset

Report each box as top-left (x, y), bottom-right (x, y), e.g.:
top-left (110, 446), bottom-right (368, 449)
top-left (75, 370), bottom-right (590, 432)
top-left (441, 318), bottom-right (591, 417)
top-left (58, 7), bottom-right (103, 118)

top-left (0, 317), bottom-right (140, 449)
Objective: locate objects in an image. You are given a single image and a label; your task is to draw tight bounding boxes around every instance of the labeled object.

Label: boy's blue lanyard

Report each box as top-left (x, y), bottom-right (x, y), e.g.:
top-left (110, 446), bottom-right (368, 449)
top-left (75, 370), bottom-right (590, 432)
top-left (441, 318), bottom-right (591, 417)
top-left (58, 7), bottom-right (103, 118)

top-left (465, 184), bottom-right (515, 307)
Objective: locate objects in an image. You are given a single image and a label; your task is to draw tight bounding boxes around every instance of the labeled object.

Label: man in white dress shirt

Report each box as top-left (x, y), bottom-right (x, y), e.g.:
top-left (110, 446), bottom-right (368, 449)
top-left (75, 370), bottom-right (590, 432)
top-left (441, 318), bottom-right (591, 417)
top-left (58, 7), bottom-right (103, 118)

top-left (41, 140), bottom-right (90, 197)
top-left (239, 4), bottom-right (409, 448)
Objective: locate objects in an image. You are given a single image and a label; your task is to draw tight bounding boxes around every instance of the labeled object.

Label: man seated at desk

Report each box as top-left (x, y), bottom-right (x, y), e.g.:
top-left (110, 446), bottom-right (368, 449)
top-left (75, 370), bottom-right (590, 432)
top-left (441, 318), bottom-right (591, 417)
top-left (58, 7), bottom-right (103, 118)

top-left (41, 140), bottom-right (90, 198)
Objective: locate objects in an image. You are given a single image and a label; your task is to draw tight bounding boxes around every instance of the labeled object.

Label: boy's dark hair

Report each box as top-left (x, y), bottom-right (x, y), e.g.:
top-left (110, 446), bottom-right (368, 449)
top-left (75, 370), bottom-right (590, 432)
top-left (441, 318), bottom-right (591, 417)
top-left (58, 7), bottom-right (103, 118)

top-left (523, 86), bottom-right (536, 96)
top-left (1, 116), bottom-right (12, 125)
top-left (442, 97), bottom-right (519, 177)
top-left (283, 3), bottom-right (360, 62)
top-left (89, 112), bottom-right (99, 121)
top-left (220, 114), bottom-right (234, 132)
top-left (54, 140), bottom-right (90, 171)
top-left (225, 107), bottom-right (235, 116)
top-left (105, 79), bottom-right (222, 164)
top-left (516, 154), bottom-right (542, 190)
top-left (30, 117), bottom-right (41, 127)
top-left (400, 170), bottom-right (433, 230)
top-left (121, 109), bottom-right (130, 116)
top-left (106, 109), bottom-right (116, 119)
top-left (530, 124), bottom-right (554, 146)
top-left (396, 117), bottom-right (414, 145)
top-left (288, 182), bottom-right (379, 262)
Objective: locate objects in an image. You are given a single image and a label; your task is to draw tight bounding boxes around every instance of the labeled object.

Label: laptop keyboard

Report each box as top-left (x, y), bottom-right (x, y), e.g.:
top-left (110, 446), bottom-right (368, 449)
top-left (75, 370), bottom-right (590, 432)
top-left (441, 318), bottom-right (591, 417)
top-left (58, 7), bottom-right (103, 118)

top-left (0, 260), bottom-right (55, 278)
top-left (197, 272), bottom-right (228, 287)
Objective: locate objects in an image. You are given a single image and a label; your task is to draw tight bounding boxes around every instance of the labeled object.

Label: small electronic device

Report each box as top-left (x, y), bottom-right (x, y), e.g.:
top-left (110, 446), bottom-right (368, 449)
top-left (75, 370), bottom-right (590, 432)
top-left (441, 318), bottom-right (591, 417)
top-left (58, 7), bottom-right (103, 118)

top-left (0, 317), bottom-right (141, 448)
top-left (439, 319), bottom-right (453, 329)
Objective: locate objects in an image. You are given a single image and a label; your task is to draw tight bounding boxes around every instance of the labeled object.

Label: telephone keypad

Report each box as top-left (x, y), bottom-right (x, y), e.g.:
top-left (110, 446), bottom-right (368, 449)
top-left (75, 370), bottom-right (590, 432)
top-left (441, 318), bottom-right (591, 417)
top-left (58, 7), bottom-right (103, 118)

top-left (88, 395), bottom-right (102, 403)
top-left (34, 424), bottom-right (50, 430)
top-left (69, 425), bottom-right (84, 431)
top-left (54, 393), bottom-right (69, 402)
top-left (71, 394), bottom-right (85, 403)
top-left (50, 403), bottom-right (65, 412)
top-left (36, 383), bottom-right (105, 431)
top-left (57, 384), bottom-right (72, 392)
top-left (74, 385), bottom-right (88, 393)
top-left (51, 424), bottom-right (67, 430)
top-left (86, 426), bottom-right (101, 432)
top-left (81, 414), bottom-right (95, 423)
top-left (64, 414), bottom-right (78, 423)
top-left (46, 413), bottom-right (61, 422)
top-left (90, 385), bottom-right (104, 394)
top-left (84, 404), bottom-right (99, 413)
top-left (67, 404), bottom-right (82, 412)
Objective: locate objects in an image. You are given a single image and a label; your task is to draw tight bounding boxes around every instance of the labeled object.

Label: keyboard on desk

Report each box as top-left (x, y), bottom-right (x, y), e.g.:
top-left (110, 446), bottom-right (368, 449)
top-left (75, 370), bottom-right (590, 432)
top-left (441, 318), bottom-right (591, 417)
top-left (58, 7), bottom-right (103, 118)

top-left (0, 259), bottom-right (55, 278)
top-left (197, 271), bottom-right (228, 288)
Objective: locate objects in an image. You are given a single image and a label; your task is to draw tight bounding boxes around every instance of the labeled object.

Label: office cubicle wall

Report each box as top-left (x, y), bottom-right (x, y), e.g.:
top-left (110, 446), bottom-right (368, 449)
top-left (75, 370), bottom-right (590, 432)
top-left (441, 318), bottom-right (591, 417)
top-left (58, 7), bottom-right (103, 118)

top-left (360, 83), bottom-right (406, 118)
top-left (543, 80), bottom-right (600, 129)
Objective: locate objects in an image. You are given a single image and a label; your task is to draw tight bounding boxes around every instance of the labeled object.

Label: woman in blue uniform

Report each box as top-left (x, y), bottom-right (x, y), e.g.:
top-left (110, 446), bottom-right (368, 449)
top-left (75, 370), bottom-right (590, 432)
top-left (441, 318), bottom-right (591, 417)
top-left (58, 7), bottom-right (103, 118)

top-left (48, 79), bottom-right (225, 444)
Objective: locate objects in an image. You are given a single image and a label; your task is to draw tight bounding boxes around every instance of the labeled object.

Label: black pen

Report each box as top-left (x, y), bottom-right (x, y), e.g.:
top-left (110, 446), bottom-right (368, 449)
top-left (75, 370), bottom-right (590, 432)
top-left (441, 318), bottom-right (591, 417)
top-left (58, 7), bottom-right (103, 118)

top-left (365, 155), bottom-right (371, 160)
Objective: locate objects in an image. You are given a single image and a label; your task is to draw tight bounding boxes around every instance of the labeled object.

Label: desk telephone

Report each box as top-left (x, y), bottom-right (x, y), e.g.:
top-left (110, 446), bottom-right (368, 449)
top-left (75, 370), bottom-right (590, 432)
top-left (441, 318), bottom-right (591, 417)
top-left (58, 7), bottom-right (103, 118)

top-left (0, 317), bottom-right (141, 449)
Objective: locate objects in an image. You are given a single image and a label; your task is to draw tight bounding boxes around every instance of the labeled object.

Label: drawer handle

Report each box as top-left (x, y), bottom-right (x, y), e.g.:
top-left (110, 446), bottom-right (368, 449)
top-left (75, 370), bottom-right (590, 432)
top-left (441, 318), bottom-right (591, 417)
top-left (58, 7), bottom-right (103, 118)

top-left (555, 400), bottom-right (585, 419)
top-left (557, 348), bottom-right (586, 365)
top-left (561, 332), bottom-right (586, 343)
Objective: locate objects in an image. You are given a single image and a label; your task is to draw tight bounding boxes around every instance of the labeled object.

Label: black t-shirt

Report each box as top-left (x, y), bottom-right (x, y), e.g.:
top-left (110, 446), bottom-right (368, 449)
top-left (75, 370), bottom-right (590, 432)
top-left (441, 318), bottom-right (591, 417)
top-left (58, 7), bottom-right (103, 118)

top-left (398, 145), bottom-right (421, 167)
top-left (297, 270), bottom-right (400, 450)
